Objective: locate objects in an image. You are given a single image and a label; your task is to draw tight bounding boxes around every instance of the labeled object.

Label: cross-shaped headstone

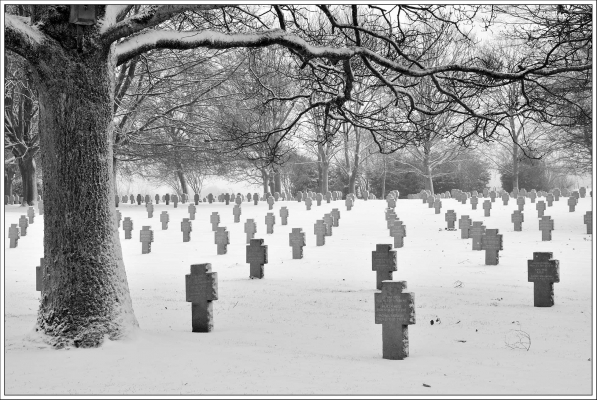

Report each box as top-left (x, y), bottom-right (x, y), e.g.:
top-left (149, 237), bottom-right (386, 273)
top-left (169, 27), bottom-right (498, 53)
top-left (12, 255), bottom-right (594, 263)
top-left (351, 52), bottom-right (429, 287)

top-left (136, 194), bottom-right (142, 205)
top-left (386, 210), bottom-right (398, 230)
top-left (140, 226), bottom-right (154, 254)
top-left (173, 194), bottom-right (179, 208)
top-left (529, 191), bottom-right (537, 203)
top-left (247, 238), bottom-right (268, 279)
top-left (567, 196), bottom-right (577, 212)
top-left (145, 194), bottom-right (151, 205)
top-left (434, 199), bottom-right (442, 214)
top-left (36, 257), bottom-right (45, 292)
top-left (193, 193), bottom-right (199, 205)
top-left (501, 192), bottom-right (509, 205)
top-left (372, 244), bottom-right (397, 290)
top-left (528, 252), bottom-right (559, 307)
top-left (272, 192), bottom-right (279, 201)
top-left (214, 227), bottom-right (229, 255)
top-left (184, 203), bottom-right (195, 221)
top-left (146, 201), bottom-right (154, 218)
top-left (511, 210), bottom-right (524, 231)
top-left (232, 204), bottom-right (242, 223)
top-left (331, 208), bottom-right (340, 227)
top-left (520, 188), bottom-right (527, 197)
top-left (482, 200), bottom-right (491, 217)
top-left (122, 195), bottom-right (127, 203)
top-left (323, 213), bottom-right (334, 236)
top-left (483, 188), bottom-right (489, 198)
top-left (165, 193), bottom-right (170, 205)
top-left (304, 197), bottom-right (313, 210)
top-left (247, 193), bottom-right (252, 202)
top-left (445, 210), bottom-right (457, 229)
top-left (458, 215), bottom-right (472, 239)
top-left (480, 228), bottom-right (503, 265)
top-left (267, 196), bottom-right (275, 210)
top-left (8, 224), bottom-right (20, 248)
top-left (538, 216), bottom-right (554, 241)
top-left (265, 213), bottom-right (276, 234)
top-left (572, 190), bottom-right (579, 200)
top-left (421, 191), bottom-right (429, 204)
top-left (470, 221), bottom-right (486, 251)
top-left (153, 194), bottom-right (159, 204)
top-left (123, 217), bottom-right (133, 239)
top-left (222, 193), bottom-right (229, 206)
top-left (561, 188), bottom-right (570, 197)
top-left (332, 191), bottom-right (338, 201)
top-left (517, 196), bottom-right (525, 211)
top-left (315, 193), bottom-right (323, 206)
top-left (389, 221), bottom-right (406, 248)
top-left (289, 228), bottom-right (306, 259)
top-left (185, 263), bottom-right (218, 332)
top-left (207, 193), bottom-right (214, 204)
top-left (535, 200), bottom-right (546, 218)
top-left (470, 196), bottom-right (478, 210)
top-left (427, 196), bottom-right (435, 209)
top-left (27, 206), bottom-right (36, 223)
top-left (279, 207), bottom-right (289, 225)
top-left (546, 193), bottom-right (554, 207)
top-left (345, 197), bottom-right (353, 211)
top-left (181, 218), bottom-right (192, 242)
top-left (386, 196), bottom-right (396, 209)
top-left (244, 219), bottom-right (257, 244)
top-left (375, 280), bottom-right (415, 360)
top-left (160, 211), bottom-right (169, 230)
top-left (314, 220), bottom-right (327, 246)
top-left (324, 191), bottom-right (331, 203)
top-left (461, 192), bottom-right (469, 205)
top-left (115, 209), bottom-right (122, 228)
top-left (584, 211), bottom-right (592, 234)
top-left (579, 187), bottom-right (586, 198)
top-left (18, 215), bottom-right (29, 236)
top-left (253, 193), bottom-right (259, 205)
top-left (489, 191), bottom-right (496, 203)
top-left (230, 193), bottom-right (236, 203)
top-left (210, 212), bottom-right (220, 232)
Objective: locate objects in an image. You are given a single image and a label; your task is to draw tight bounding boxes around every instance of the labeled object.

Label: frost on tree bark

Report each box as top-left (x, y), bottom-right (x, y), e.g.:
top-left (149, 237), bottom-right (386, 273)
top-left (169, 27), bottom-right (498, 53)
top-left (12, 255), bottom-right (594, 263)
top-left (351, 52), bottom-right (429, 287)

top-left (8, 6), bottom-right (139, 347)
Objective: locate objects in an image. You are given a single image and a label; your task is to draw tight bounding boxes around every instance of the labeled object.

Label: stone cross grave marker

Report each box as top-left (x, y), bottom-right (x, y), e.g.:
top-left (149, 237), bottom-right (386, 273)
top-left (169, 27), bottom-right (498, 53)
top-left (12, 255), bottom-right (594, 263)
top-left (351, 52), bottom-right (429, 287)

top-left (584, 211), bottom-right (592, 234)
top-left (36, 258), bottom-right (45, 292)
top-left (185, 263), bottom-right (218, 332)
top-left (546, 193), bottom-right (554, 207)
top-left (8, 224), bottom-right (20, 248)
top-left (154, 194), bottom-right (160, 204)
top-left (386, 195), bottom-right (396, 209)
top-left (224, 193), bottom-right (230, 205)
top-left (19, 215), bottom-right (29, 236)
top-left (181, 218), bottom-right (192, 242)
top-left (145, 194), bottom-right (150, 205)
top-left (123, 217), bottom-right (133, 239)
top-left (480, 228), bottom-right (503, 265)
top-left (253, 193), bottom-right (259, 205)
top-left (207, 193), bottom-right (214, 204)
top-left (517, 196), bottom-right (525, 211)
top-left (146, 201), bottom-right (154, 218)
top-left (332, 191), bottom-right (338, 201)
top-left (173, 194), bottom-right (179, 208)
top-left (140, 226), bottom-right (154, 254)
top-left (244, 219), bottom-right (257, 244)
top-left (567, 196), bottom-right (577, 212)
top-left (470, 221), bottom-right (485, 251)
top-left (267, 196), bottom-right (275, 210)
top-left (375, 280), bottom-right (415, 360)
top-left (389, 221), bottom-right (406, 248)
top-left (210, 212), bottom-right (220, 232)
top-left (427, 196), bottom-right (435, 209)
top-left (386, 210), bottom-right (397, 229)
top-left (421, 191), bottom-right (429, 204)
top-left (325, 191), bottom-right (332, 203)
top-left (458, 215), bottom-right (472, 239)
top-left (562, 188), bottom-right (570, 197)
top-left (296, 191), bottom-right (303, 202)
top-left (345, 197), bottom-right (353, 211)
top-left (501, 192), bottom-right (509, 206)
top-left (535, 200), bottom-right (546, 218)
top-left (27, 206), bottom-right (36, 223)
top-left (235, 195), bottom-right (242, 206)
top-left (214, 227), bottom-right (229, 255)
top-left (230, 193), bottom-right (236, 203)
top-left (233, 204), bottom-right (242, 223)
top-left (187, 203), bottom-right (196, 220)
top-left (483, 188), bottom-right (489, 198)
top-left (165, 193), bottom-right (170, 205)
top-left (315, 193), bottom-right (323, 206)
top-left (305, 197), bottom-right (312, 210)
top-left (314, 220), bottom-right (327, 246)
top-left (445, 210), bottom-right (457, 230)
top-left (579, 187), bottom-right (586, 198)
top-left (489, 191), bottom-right (496, 203)
top-left (511, 210), bottom-right (524, 231)
top-left (265, 213), bottom-right (276, 234)
top-left (483, 200), bottom-right (492, 217)
top-left (372, 244), bottom-right (397, 290)
top-left (116, 209), bottom-right (122, 228)
top-left (121, 195), bottom-right (127, 203)
top-left (280, 207), bottom-right (289, 225)
top-left (461, 192), bottom-right (469, 205)
top-left (528, 252), bottom-right (559, 307)
top-left (470, 196), bottom-right (478, 210)
top-left (273, 192), bottom-right (280, 201)
top-left (247, 238), bottom-right (268, 279)
top-left (192, 193), bottom-right (198, 205)
top-left (572, 190), bottom-right (579, 200)
top-left (247, 193), bottom-right (252, 202)
top-left (331, 208), bottom-right (340, 227)
top-left (529, 191), bottom-right (537, 203)
top-left (136, 194), bottom-right (142, 205)
top-left (323, 213), bottom-right (334, 236)
top-left (520, 188), bottom-right (528, 197)
top-left (160, 211), bottom-right (169, 230)
top-left (289, 228), bottom-right (306, 259)
top-left (539, 216), bottom-right (554, 241)
top-left (434, 199), bottom-right (442, 214)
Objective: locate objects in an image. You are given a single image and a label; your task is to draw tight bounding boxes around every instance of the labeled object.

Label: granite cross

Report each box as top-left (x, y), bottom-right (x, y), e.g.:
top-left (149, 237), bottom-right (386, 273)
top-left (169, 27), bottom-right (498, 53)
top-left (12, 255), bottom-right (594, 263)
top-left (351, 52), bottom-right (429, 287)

top-left (146, 201), bottom-right (154, 218)
top-left (517, 196), bottom-right (525, 211)
top-left (539, 216), bottom-right (554, 241)
top-left (244, 219), bottom-right (257, 244)
top-left (389, 221), bottom-right (406, 248)
top-left (188, 203), bottom-right (196, 220)
top-left (267, 196), bottom-right (275, 210)
top-left (280, 207), bottom-right (289, 225)
top-left (511, 210), bottom-right (524, 231)
top-left (501, 192), bottom-right (509, 206)
top-left (214, 227), bottom-right (229, 255)
top-left (567, 196), bottom-right (577, 212)
top-left (247, 238), bottom-right (268, 279)
top-left (480, 228), bottom-right (503, 265)
top-left (8, 224), bottom-right (20, 248)
top-left (210, 212), bottom-right (220, 232)
top-left (27, 206), bottom-right (36, 223)
top-left (185, 263), bottom-right (218, 332)
top-left (19, 215), bottom-right (29, 236)
top-left (445, 210), bottom-right (457, 229)
top-left (331, 208), bottom-right (340, 227)
top-left (233, 205), bottom-right (242, 223)
top-left (458, 215), bottom-right (472, 239)
top-left (314, 220), bottom-right (327, 246)
top-left (155, 194), bottom-right (160, 204)
top-left (482, 200), bottom-right (491, 217)
top-left (173, 194), bottom-right (179, 208)
top-left (470, 196), bottom-right (478, 210)
top-left (316, 193), bottom-right (323, 206)
top-left (265, 213), bottom-right (276, 234)
top-left (372, 244), bottom-right (397, 290)
top-left (528, 252), bottom-right (559, 307)
top-left (434, 199), bottom-right (442, 214)
top-left (345, 197), bottom-right (353, 211)
top-left (253, 193), bottom-right (259, 205)
top-left (305, 197), bottom-right (313, 210)
top-left (536, 200), bottom-right (546, 218)
top-left (289, 228), bottom-right (306, 259)
top-left (584, 211), bottom-right (592, 234)
top-left (546, 193), bottom-right (554, 207)
top-left (470, 221), bottom-right (486, 251)
top-left (160, 211), bottom-right (169, 230)
top-left (123, 217), bottom-right (133, 239)
top-left (140, 226), bottom-right (154, 254)
top-left (375, 280), bottom-right (415, 360)
top-left (181, 218), bottom-right (192, 242)
top-left (115, 209), bottom-right (121, 228)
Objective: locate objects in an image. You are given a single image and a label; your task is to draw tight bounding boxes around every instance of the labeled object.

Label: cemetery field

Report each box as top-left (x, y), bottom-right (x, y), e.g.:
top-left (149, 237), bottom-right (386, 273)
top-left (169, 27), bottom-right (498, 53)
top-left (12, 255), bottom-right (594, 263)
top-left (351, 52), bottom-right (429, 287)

top-left (3, 195), bottom-right (594, 395)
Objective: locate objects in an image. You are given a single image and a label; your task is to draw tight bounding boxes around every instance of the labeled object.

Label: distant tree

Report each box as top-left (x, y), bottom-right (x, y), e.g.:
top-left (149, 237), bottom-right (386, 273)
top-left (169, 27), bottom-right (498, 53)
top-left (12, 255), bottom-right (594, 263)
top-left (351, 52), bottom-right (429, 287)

top-left (499, 153), bottom-right (550, 192)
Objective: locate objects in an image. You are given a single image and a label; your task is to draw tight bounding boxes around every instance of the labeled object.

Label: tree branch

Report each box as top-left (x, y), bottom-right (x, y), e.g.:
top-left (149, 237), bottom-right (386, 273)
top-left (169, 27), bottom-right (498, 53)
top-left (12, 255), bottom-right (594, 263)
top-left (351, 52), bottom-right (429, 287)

top-left (4, 13), bottom-right (46, 61)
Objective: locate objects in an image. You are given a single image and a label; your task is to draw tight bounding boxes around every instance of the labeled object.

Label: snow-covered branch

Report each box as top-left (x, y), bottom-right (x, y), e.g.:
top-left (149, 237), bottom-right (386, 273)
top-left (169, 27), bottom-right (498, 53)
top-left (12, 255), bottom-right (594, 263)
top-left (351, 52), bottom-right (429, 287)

top-left (4, 13), bottom-right (46, 61)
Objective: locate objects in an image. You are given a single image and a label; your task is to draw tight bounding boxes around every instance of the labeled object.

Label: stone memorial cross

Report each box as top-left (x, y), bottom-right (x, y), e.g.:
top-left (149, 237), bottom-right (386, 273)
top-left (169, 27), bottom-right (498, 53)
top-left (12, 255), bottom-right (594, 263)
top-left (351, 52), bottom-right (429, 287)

top-left (160, 211), bottom-right (169, 230)
top-left (511, 210), bottom-right (524, 231)
top-left (483, 200), bottom-right (492, 217)
top-left (181, 218), bottom-right (192, 242)
top-left (280, 207), bottom-right (289, 225)
top-left (389, 221), bottom-right (406, 248)
top-left (210, 212), bottom-right (220, 232)
top-left (233, 205), bottom-right (242, 223)
top-left (470, 221), bottom-right (486, 251)
top-left (314, 220), bottom-right (327, 246)
top-left (539, 216), bottom-right (554, 241)
top-left (480, 228), bottom-right (503, 265)
top-left (458, 215), bottom-right (472, 239)
top-left (8, 224), bottom-right (20, 248)
top-left (244, 219), bottom-right (257, 244)
top-left (371, 244), bottom-right (397, 290)
top-left (567, 196), bottom-right (577, 212)
top-left (214, 227), bottom-right (229, 255)
top-left (265, 213), bottom-right (276, 234)
top-left (185, 263), bottom-right (218, 332)
top-left (528, 252), bottom-right (559, 307)
top-left (140, 226), bottom-right (154, 254)
top-left (19, 215), bottom-right (29, 236)
top-left (123, 217), bottom-right (133, 239)
top-left (374, 280), bottom-right (415, 360)
top-left (247, 238), bottom-right (268, 279)
top-left (27, 206), bottom-right (36, 223)
top-left (445, 210), bottom-right (457, 229)
top-left (584, 211), bottom-right (592, 234)
top-left (536, 200), bottom-right (546, 218)
top-left (289, 228), bottom-right (306, 259)
top-left (188, 203), bottom-right (196, 220)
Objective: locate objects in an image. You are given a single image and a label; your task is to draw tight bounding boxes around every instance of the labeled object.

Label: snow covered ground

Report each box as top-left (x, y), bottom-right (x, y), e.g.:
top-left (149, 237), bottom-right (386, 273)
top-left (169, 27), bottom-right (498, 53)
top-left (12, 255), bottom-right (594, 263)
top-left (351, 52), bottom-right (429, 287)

top-left (3, 193), bottom-right (594, 395)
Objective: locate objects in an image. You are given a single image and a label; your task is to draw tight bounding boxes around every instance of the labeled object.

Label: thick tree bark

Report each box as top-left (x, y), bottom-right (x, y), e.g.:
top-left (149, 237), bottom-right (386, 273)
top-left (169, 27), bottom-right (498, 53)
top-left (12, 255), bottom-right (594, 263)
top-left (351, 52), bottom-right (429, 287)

top-left (261, 168), bottom-right (269, 194)
top-left (423, 156), bottom-right (435, 196)
top-left (5, 166), bottom-right (16, 197)
top-left (113, 156), bottom-right (118, 195)
top-left (33, 39), bottom-right (138, 347)
top-left (18, 156), bottom-right (37, 206)
top-left (321, 161), bottom-right (329, 194)
top-left (508, 115), bottom-right (520, 191)
top-left (176, 163), bottom-right (188, 195)
top-left (273, 168), bottom-right (282, 193)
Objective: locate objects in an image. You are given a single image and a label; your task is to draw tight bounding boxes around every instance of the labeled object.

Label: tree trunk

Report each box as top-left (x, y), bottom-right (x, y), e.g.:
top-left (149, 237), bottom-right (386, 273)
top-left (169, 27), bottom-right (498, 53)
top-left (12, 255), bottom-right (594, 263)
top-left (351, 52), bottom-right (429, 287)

top-left (176, 163), bottom-right (189, 195)
top-left (18, 156), bottom-right (38, 206)
top-left (321, 161), bottom-right (329, 194)
top-left (33, 43), bottom-right (138, 347)
top-left (261, 168), bottom-right (269, 194)
top-left (381, 158), bottom-right (386, 199)
top-left (509, 116), bottom-right (520, 191)
top-left (268, 169), bottom-right (275, 194)
top-left (273, 169), bottom-right (282, 193)
top-left (113, 156), bottom-right (118, 195)
top-left (317, 152), bottom-right (323, 192)
top-left (5, 166), bottom-right (16, 197)
top-left (424, 157), bottom-right (434, 195)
